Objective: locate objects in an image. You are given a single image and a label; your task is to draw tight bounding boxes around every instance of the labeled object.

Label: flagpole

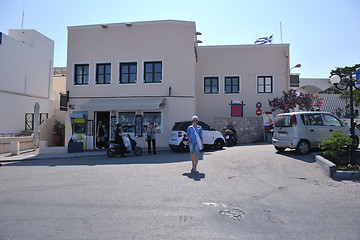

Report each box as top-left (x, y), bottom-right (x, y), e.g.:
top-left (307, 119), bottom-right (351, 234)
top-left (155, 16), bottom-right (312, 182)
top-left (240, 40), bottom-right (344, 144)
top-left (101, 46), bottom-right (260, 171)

top-left (21, 0), bottom-right (25, 32)
top-left (280, 22), bottom-right (282, 44)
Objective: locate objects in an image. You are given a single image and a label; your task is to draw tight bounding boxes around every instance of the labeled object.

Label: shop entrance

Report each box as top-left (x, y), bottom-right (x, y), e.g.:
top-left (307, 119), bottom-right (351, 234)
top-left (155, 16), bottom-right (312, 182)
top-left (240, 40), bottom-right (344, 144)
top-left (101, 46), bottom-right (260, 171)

top-left (95, 111), bottom-right (110, 149)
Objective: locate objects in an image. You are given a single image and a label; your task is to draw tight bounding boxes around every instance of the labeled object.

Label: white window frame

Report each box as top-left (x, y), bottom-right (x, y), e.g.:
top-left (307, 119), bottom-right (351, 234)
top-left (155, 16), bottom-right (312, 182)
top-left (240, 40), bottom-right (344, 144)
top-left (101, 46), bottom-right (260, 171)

top-left (256, 75), bottom-right (274, 94)
top-left (72, 62), bottom-right (90, 86)
top-left (224, 75), bottom-right (241, 95)
top-left (94, 61), bottom-right (112, 85)
top-left (118, 60), bottom-right (139, 85)
top-left (203, 75), bottom-right (220, 95)
top-left (143, 60), bottom-right (163, 85)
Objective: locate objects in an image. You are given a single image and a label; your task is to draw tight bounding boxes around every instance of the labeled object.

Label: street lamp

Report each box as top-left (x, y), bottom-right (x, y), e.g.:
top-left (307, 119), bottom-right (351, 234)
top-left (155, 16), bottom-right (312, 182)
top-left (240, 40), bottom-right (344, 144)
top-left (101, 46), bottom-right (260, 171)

top-left (330, 74), bottom-right (359, 165)
top-left (290, 64), bottom-right (302, 70)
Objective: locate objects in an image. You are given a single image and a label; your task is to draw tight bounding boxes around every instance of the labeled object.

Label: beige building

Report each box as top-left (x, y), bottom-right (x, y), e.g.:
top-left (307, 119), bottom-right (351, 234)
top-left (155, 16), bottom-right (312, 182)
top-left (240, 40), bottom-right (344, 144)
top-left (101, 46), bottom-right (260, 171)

top-left (66, 20), bottom-right (290, 149)
top-left (0, 30), bottom-right (54, 135)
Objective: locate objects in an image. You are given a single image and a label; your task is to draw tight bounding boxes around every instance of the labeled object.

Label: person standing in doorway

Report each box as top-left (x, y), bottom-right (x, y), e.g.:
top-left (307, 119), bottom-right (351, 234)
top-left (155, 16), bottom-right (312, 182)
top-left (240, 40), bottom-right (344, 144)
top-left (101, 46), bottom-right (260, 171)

top-left (146, 122), bottom-right (157, 154)
top-left (187, 115), bottom-right (203, 173)
top-left (96, 121), bottom-right (106, 149)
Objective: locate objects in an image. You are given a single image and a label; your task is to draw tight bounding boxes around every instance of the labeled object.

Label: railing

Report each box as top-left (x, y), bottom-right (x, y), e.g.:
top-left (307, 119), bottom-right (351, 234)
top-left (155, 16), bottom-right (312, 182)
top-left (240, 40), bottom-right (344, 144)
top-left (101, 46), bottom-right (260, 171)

top-left (0, 132), bottom-right (33, 138)
top-left (0, 133), bottom-right (20, 138)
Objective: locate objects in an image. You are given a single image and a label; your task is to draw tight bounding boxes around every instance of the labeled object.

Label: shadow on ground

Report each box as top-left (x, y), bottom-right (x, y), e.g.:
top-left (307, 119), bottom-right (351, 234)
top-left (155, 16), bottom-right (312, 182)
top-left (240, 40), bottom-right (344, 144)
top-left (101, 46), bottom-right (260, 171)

top-left (182, 171), bottom-right (206, 181)
top-left (3, 149), bottom-right (222, 167)
top-left (274, 149), bottom-right (319, 163)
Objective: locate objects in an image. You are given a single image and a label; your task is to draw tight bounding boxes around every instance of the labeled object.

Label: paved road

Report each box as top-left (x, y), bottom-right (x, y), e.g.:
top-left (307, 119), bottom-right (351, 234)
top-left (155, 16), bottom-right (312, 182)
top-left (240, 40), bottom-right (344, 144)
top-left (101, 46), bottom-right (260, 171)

top-left (0, 144), bottom-right (359, 240)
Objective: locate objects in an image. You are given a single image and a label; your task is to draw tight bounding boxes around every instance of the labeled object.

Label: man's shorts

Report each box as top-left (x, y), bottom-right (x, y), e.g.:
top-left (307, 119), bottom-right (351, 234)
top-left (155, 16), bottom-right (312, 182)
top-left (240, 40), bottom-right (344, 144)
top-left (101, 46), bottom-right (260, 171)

top-left (189, 142), bottom-right (200, 154)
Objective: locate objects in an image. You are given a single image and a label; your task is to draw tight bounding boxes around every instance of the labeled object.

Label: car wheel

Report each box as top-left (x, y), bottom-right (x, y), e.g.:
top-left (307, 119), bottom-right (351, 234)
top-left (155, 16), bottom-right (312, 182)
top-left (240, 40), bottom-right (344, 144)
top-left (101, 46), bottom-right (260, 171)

top-left (275, 146), bottom-right (286, 152)
top-left (296, 140), bottom-right (310, 154)
top-left (179, 142), bottom-right (189, 153)
top-left (214, 138), bottom-right (224, 150)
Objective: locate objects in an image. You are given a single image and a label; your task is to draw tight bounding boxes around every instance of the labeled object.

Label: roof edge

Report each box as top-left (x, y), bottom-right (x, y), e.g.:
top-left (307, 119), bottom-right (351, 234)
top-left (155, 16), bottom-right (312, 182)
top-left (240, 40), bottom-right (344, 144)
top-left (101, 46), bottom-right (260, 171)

top-left (198, 44), bottom-right (290, 49)
top-left (67, 20), bottom-right (195, 30)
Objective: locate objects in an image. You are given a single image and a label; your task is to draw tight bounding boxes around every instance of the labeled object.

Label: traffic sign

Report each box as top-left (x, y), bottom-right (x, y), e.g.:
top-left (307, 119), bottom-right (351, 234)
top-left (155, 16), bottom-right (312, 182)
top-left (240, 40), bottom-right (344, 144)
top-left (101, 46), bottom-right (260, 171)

top-left (263, 112), bottom-right (274, 126)
top-left (256, 109), bottom-right (262, 116)
top-left (256, 102), bottom-right (262, 109)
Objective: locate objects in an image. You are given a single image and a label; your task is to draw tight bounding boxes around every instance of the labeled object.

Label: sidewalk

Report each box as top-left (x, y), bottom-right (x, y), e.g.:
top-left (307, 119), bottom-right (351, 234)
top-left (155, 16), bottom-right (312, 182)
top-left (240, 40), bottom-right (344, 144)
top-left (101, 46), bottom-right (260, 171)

top-left (0, 147), bottom-right (169, 162)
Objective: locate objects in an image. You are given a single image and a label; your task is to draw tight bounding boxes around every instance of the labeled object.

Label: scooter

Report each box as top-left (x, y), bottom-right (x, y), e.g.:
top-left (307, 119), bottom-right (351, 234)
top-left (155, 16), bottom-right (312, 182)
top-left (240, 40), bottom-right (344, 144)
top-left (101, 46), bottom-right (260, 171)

top-left (224, 126), bottom-right (237, 147)
top-left (107, 134), bottom-right (142, 157)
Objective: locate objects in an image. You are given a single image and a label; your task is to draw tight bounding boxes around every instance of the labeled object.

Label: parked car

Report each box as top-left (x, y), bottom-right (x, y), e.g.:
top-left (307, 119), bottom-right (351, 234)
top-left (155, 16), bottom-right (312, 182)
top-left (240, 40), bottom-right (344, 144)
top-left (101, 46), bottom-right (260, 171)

top-left (169, 121), bottom-right (225, 152)
top-left (272, 111), bottom-right (360, 154)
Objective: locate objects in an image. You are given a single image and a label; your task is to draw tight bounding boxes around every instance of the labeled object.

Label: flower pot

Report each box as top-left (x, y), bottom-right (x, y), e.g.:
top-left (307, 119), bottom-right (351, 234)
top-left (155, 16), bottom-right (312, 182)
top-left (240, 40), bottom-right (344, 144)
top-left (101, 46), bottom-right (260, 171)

top-left (53, 134), bottom-right (62, 146)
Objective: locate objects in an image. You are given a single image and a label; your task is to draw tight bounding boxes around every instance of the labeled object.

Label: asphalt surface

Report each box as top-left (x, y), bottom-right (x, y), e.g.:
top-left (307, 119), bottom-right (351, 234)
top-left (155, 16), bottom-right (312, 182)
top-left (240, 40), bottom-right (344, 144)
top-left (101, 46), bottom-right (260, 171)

top-left (0, 144), bottom-right (359, 240)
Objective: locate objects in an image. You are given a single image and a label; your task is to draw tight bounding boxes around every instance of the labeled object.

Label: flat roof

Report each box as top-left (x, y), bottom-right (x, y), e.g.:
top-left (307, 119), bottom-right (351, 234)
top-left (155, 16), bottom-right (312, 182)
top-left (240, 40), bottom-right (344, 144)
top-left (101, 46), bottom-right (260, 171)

top-left (67, 20), bottom-right (196, 30)
top-left (198, 44), bottom-right (290, 49)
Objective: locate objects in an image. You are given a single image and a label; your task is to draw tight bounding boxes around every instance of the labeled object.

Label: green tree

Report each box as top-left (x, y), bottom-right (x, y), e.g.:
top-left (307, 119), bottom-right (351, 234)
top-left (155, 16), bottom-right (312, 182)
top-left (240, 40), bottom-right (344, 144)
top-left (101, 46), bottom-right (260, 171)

top-left (331, 64), bottom-right (360, 107)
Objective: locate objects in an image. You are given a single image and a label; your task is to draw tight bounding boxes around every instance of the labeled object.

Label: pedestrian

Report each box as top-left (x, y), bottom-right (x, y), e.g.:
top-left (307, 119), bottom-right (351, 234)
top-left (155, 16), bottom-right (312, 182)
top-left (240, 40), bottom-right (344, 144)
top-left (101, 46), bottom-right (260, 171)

top-left (146, 122), bottom-right (157, 154)
top-left (114, 123), bottom-right (126, 157)
top-left (187, 115), bottom-right (203, 173)
top-left (96, 121), bottom-right (106, 149)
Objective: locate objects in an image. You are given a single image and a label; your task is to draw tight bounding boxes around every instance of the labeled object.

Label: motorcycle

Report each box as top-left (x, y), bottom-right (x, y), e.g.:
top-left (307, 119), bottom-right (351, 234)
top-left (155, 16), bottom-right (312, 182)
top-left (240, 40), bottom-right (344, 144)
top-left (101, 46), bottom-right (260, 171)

top-left (224, 126), bottom-right (237, 147)
top-left (107, 134), bottom-right (143, 157)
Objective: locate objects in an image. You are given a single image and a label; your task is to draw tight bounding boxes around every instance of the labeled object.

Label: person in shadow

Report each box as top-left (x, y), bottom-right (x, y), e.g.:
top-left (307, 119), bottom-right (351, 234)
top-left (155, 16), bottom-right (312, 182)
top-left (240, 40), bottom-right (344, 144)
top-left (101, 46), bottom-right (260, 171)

top-left (114, 124), bottom-right (126, 157)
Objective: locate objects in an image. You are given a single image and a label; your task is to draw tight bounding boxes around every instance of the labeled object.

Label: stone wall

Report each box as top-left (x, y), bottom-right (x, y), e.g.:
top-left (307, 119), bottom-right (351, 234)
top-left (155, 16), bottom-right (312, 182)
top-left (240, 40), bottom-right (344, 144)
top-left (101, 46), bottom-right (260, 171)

top-left (215, 117), bottom-right (268, 144)
top-left (0, 136), bottom-right (34, 154)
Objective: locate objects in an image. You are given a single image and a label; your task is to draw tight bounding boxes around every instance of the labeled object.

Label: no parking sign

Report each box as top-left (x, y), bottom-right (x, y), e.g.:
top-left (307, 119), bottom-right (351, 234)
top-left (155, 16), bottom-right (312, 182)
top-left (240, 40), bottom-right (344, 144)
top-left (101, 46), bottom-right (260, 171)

top-left (256, 102), bottom-right (262, 116)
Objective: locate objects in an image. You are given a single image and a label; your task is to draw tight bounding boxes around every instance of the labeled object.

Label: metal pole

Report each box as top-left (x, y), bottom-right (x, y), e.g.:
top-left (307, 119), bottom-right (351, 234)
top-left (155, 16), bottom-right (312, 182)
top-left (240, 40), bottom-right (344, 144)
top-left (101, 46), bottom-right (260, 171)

top-left (280, 22), bottom-right (283, 44)
top-left (349, 76), bottom-right (355, 165)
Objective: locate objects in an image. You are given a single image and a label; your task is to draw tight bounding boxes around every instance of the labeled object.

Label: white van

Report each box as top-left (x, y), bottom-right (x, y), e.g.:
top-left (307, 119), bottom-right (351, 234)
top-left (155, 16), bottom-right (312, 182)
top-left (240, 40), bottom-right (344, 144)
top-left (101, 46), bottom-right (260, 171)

top-left (272, 112), bottom-right (360, 154)
top-left (168, 121), bottom-right (225, 152)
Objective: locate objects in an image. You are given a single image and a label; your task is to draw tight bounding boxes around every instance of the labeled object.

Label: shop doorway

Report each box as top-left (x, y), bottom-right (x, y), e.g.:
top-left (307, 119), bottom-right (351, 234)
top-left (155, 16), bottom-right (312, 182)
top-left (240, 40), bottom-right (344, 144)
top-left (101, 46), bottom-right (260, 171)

top-left (95, 111), bottom-right (110, 149)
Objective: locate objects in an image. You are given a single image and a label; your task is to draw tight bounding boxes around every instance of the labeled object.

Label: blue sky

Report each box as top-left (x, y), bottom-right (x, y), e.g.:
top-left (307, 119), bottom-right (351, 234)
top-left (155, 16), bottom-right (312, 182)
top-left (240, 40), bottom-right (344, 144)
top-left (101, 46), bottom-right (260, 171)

top-left (1, 0), bottom-right (359, 78)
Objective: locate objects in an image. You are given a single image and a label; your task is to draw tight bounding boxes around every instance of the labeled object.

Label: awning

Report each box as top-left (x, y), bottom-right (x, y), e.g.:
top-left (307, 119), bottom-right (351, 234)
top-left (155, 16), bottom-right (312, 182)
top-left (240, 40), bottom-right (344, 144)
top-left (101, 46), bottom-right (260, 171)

top-left (79, 97), bottom-right (166, 111)
top-left (69, 112), bottom-right (85, 118)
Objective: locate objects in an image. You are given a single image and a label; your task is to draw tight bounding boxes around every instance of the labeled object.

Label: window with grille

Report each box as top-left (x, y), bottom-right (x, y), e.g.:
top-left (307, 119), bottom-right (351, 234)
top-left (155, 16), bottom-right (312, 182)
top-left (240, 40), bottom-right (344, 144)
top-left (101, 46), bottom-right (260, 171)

top-left (74, 64), bottom-right (89, 85)
top-left (204, 77), bottom-right (219, 94)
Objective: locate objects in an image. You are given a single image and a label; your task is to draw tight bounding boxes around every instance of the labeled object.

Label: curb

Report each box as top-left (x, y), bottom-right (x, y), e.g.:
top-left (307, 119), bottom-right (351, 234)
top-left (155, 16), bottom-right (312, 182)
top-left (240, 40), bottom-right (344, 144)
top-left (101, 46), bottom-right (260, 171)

top-left (315, 154), bottom-right (360, 180)
top-left (0, 147), bottom-right (171, 163)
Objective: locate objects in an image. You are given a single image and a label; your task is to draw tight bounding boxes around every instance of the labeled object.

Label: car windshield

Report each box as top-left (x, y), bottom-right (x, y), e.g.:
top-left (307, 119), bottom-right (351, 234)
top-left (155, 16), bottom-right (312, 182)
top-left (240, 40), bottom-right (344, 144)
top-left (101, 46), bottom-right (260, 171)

top-left (274, 115), bottom-right (292, 127)
top-left (171, 122), bottom-right (191, 131)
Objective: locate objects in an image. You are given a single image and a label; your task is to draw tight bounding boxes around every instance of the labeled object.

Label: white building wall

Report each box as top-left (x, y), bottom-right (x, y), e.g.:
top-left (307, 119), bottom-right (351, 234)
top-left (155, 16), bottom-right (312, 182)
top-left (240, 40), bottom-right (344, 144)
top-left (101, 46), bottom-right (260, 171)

top-left (196, 44), bottom-right (290, 127)
top-left (0, 30), bottom-right (54, 134)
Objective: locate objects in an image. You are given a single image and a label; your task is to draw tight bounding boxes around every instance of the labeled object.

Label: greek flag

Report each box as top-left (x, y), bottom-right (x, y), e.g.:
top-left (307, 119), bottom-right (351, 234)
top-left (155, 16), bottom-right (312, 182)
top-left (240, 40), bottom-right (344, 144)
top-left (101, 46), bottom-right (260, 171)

top-left (254, 34), bottom-right (273, 45)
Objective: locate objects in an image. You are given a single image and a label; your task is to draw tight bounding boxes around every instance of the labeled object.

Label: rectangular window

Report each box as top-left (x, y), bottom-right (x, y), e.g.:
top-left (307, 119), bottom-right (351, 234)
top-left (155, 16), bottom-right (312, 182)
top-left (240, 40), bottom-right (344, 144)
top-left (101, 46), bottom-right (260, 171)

top-left (204, 77), bottom-right (219, 94)
top-left (120, 62), bottom-right (137, 84)
top-left (96, 63), bottom-right (111, 84)
top-left (144, 61), bottom-right (162, 83)
top-left (225, 76), bottom-right (239, 94)
top-left (74, 64), bottom-right (89, 85)
top-left (143, 112), bottom-right (162, 134)
top-left (257, 76), bottom-right (273, 93)
top-left (118, 112), bottom-right (135, 133)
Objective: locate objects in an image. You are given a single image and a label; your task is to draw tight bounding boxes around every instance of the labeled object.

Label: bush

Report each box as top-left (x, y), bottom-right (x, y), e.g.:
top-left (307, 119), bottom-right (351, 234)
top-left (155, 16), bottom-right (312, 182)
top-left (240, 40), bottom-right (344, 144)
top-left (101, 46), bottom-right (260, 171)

top-left (53, 120), bottom-right (65, 137)
top-left (318, 130), bottom-right (352, 164)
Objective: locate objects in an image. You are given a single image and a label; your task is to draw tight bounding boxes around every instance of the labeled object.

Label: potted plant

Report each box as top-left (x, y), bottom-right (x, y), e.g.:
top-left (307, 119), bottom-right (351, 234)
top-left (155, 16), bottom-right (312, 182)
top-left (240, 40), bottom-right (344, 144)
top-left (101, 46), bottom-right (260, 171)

top-left (53, 120), bottom-right (65, 146)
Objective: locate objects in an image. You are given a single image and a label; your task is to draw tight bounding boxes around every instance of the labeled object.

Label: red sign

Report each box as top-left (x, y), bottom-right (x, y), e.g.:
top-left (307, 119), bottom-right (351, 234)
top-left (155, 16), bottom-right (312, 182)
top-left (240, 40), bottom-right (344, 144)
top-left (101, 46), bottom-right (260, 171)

top-left (256, 109), bottom-right (262, 116)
